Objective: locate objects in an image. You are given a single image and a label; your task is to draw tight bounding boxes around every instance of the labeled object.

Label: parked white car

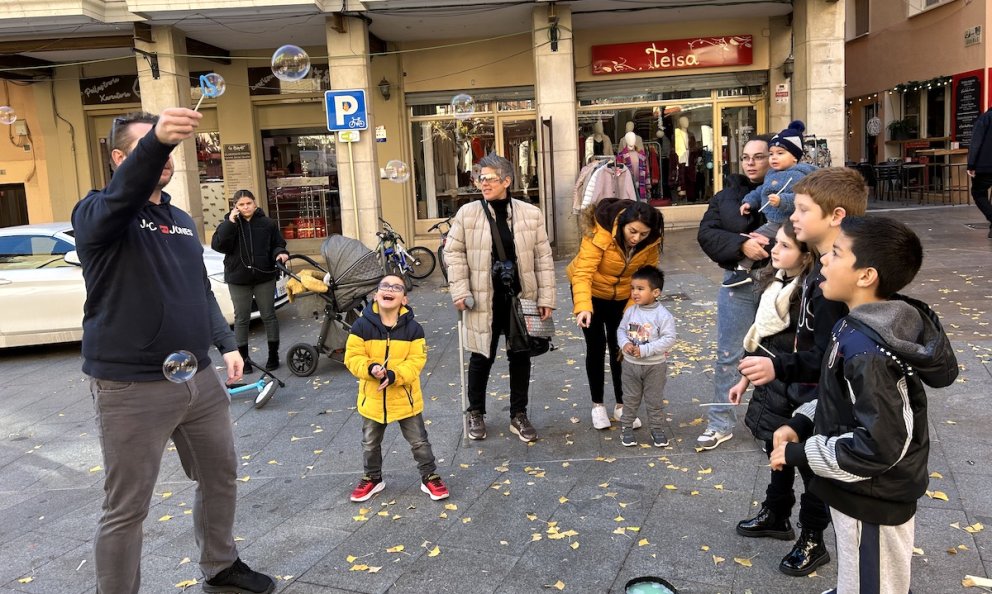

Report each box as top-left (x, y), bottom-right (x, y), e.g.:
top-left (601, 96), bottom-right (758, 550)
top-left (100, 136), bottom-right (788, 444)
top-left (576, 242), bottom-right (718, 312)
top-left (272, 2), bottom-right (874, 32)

top-left (0, 223), bottom-right (287, 348)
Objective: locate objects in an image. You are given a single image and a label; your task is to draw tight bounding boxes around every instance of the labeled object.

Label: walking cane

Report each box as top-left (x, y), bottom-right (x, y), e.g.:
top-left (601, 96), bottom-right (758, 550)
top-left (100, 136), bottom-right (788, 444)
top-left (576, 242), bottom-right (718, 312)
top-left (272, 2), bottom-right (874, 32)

top-left (458, 296), bottom-right (475, 442)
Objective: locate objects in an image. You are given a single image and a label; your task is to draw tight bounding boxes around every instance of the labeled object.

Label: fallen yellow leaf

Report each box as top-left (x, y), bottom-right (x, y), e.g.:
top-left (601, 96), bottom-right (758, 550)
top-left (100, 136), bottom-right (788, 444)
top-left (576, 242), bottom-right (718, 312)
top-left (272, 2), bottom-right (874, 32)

top-left (964, 522), bottom-right (984, 534)
top-left (349, 564), bottom-right (369, 572)
top-left (734, 557), bottom-right (753, 567)
top-left (444, 503), bottom-right (458, 511)
top-left (929, 471), bottom-right (943, 479)
top-left (236, 476), bottom-right (250, 482)
top-left (925, 490), bottom-right (949, 501)
top-left (570, 542), bottom-right (580, 550)
top-left (89, 466), bottom-right (103, 473)
top-left (700, 545), bottom-right (710, 551)
top-left (638, 538), bottom-right (650, 546)
top-left (428, 546), bottom-right (441, 557)
top-left (162, 492), bottom-right (173, 499)
top-left (712, 555), bottom-right (725, 565)
top-left (549, 580), bottom-right (565, 591)
top-left (912, 547), bottom-right (925, 556)
top-left (368, 566), bottom-right (382, 573)
top-left (346, 555), bottom-right (357, 563)
top-left (559, 496), bottom-right (569, 504)
top-left (698, 467), bottom-right (712, 475)
top-left (664, 484), bottom-right (677, 490)
top-left (386, 545), bottom-right (405, 553)
top-left (158, 515), bottom-right (173, 522)
top-left (963, 575), bottom-right (992, 587)
top-left (18, 577), bottom-right (34, 584)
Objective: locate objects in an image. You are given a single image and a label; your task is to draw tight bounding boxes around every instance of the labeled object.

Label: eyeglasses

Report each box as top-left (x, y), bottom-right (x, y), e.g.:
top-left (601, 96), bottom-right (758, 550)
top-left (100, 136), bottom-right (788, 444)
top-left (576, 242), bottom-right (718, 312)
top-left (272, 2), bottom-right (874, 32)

top-left (740, 154), bottom-right (768, 163)
top-left (378, 282), bottom-right (406, 293)
top-left (477, 174), bottom-right (504, 185)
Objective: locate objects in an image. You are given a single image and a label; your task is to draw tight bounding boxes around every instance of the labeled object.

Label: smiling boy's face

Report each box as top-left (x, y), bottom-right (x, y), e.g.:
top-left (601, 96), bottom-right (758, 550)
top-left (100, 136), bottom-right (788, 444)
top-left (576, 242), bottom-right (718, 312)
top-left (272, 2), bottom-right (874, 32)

top-left (375, 275), bottom-right (408, 311)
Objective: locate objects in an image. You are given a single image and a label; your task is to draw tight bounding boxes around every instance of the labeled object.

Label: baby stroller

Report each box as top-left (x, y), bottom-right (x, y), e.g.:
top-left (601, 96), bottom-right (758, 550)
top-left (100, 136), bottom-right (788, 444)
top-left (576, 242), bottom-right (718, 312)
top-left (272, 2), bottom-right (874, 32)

top-left (279, 234), bottom-right (385, 377)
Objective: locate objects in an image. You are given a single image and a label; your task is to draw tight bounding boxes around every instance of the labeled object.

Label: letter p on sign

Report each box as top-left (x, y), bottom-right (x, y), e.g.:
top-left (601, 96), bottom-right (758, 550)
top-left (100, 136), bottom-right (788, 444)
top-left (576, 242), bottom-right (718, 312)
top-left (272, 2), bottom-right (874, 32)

top-left (325, 90), bottom-right (368, 131)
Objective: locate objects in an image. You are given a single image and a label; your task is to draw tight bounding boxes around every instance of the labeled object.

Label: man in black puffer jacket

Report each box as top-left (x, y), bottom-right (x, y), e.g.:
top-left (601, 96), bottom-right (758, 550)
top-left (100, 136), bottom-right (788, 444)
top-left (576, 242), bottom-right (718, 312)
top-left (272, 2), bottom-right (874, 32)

top-left (695, 134), bottom-right (773, 451)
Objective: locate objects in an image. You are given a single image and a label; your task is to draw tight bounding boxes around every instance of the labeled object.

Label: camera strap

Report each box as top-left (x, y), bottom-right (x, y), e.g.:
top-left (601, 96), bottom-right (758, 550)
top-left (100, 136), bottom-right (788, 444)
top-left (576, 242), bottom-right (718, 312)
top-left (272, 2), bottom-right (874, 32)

top-left (480, 199), bottom-right (517, 295)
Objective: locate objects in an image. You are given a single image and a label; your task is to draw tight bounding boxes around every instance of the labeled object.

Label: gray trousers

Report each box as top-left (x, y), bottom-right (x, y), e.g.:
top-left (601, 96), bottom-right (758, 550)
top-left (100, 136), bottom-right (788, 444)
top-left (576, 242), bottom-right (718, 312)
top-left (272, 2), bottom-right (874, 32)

top-left (228, 278), bottom-right (279, 345)
top-left (362, 414), bottom-right (437, 481)
top-left (831, 507), bottom-right (914, 594)
top-left (620, 361), bottom-right (668, 430)
top-left (90, 370), bottom-right (239, 593)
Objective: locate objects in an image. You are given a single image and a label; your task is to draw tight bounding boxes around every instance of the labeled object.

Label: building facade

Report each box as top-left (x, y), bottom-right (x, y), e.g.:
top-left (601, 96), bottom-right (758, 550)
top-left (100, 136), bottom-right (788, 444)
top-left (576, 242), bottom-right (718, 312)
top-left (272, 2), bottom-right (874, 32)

top-left (1, 0), bottom-right (845, 253)
top-left (845, 0), bottom-right (991, 167)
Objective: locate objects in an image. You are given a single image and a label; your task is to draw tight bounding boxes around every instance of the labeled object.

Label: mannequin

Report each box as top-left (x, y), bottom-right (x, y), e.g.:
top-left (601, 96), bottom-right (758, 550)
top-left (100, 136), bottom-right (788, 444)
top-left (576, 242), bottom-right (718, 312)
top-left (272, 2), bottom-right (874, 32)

top-left (624, 121), bottom-right (645, 152)
top-left (674, 116), bottom-right (690, 165)
top-left (654, 128), bottom-right (671, 200)
top-left (672, 116), bottom-right (695, 199)
top-left (585, 121), bottom-right (613, 164)
top-left (617, 131), bottom-right (649, 200)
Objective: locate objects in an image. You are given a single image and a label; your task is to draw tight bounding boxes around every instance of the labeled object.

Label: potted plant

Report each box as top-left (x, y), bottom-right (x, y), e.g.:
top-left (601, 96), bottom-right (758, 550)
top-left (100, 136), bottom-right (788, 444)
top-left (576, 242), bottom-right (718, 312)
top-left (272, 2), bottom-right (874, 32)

top-left (887, 118), bottom-right (916, 141)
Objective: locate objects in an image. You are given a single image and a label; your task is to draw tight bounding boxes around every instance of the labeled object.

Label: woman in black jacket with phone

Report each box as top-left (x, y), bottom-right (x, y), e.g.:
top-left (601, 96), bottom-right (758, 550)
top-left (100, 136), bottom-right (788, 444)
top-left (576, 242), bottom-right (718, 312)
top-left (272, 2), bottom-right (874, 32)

top-left (211, 189), bottom-right (289, 372)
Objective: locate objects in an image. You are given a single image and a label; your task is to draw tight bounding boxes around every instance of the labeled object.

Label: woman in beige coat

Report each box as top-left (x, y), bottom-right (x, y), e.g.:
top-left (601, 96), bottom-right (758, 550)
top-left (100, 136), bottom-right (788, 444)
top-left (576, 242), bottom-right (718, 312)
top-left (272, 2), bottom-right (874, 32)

top-left (445, 153), bottom-right (556, 443)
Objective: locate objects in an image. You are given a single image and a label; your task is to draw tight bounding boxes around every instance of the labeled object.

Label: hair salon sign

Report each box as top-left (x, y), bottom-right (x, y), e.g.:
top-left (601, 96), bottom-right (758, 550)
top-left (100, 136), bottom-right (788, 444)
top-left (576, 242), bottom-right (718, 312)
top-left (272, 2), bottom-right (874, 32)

top-left (591, 35), bottom-right (753, 75)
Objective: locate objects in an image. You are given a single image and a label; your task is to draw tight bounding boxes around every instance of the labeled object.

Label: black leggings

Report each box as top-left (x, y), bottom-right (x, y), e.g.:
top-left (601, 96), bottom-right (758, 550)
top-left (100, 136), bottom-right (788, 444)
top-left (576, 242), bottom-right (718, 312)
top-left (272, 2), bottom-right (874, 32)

top-left (762, 439), bottom-right (831, 531)
top-left (580, 296), bottom-right (627, 405)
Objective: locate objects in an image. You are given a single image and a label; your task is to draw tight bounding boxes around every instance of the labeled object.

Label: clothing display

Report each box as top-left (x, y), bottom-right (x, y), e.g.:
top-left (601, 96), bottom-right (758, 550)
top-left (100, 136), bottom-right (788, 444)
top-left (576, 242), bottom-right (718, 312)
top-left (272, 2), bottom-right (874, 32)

top-left (617, 146), bottom-right (649, 201)
top-left (572, 159), bottom-right (637, 212)
top-left (585, 134), bottom-right (614, 164)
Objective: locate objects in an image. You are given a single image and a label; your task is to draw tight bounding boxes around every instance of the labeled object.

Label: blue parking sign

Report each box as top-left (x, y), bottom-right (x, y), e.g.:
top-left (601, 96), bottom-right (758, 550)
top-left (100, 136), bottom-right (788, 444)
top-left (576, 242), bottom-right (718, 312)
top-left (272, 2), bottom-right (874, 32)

top-left (325, 90), bottom-right (368, 131)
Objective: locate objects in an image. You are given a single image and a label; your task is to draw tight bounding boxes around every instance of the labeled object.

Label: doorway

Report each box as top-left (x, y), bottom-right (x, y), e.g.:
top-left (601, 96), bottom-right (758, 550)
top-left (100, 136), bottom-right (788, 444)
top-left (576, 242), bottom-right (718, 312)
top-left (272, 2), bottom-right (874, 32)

top-left (717, 103), bottom-right (759, 184)
top-left (0, 184), bottom-right (28, 228)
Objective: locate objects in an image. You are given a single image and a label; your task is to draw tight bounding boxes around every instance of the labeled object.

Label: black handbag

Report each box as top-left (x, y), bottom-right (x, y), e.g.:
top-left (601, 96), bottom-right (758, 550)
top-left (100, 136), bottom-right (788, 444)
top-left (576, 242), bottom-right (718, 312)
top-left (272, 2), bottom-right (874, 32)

top-left (480, 201), bottom-right (555, 356)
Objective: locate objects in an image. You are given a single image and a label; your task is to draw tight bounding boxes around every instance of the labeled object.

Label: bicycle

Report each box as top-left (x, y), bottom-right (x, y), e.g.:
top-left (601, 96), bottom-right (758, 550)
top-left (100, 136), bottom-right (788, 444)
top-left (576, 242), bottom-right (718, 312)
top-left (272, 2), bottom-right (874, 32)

top-left (427, 215), bottom-right (453, 285)
top-left (374, 218), bottom-right (436, 284)
top-left (226, 366), bottom-right (285, 409)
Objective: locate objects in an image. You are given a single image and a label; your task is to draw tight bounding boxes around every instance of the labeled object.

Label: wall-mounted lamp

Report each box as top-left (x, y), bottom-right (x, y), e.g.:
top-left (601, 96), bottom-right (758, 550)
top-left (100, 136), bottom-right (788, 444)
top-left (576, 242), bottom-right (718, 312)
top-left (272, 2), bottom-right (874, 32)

top-left (378, 77), bottom-right (391, 101)
top-left (549, 17), bottom-right (560, 52)
top-left (782, 56), bottom-right (795, 79)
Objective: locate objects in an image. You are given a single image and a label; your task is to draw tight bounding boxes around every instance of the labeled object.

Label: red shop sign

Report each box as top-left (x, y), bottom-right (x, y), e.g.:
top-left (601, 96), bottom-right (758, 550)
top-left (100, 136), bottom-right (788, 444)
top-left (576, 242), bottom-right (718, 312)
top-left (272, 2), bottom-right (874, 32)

top-left (591, 35), bottom-right (753, 75)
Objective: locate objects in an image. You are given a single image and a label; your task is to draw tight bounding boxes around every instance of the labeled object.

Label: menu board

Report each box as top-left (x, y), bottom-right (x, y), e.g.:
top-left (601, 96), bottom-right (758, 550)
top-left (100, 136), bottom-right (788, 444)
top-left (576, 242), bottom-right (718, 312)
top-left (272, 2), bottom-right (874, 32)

top-left (954, 75), bottom-right (981, 146)
top-left (223, 143), bottom-right (255, 199)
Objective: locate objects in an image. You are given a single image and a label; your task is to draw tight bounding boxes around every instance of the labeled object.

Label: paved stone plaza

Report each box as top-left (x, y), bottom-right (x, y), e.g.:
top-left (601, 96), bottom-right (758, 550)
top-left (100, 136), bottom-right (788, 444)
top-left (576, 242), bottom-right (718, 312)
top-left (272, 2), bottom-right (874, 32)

top-left (1, 204), bottom-right (990, 593)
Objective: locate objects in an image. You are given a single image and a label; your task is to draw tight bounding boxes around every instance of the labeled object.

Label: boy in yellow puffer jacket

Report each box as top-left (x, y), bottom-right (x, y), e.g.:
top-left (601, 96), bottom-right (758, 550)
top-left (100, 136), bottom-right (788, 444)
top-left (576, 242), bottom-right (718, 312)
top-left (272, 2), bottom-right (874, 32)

top-left (344, 275), bottom-right (449, 502)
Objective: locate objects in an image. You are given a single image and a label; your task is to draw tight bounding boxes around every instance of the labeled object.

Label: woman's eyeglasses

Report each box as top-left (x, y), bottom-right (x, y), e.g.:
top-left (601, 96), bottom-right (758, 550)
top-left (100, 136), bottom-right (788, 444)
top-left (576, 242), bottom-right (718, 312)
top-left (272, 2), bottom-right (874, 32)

top-left (477, 174), bottom-right (504, 185)
top-left (378, 282), bottom-right (406, 293)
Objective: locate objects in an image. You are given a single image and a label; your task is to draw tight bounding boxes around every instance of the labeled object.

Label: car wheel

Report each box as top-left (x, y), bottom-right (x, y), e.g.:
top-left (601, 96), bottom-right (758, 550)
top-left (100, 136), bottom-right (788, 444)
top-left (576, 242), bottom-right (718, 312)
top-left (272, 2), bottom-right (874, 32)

top-left (288, 343), bottom-right (319, 377)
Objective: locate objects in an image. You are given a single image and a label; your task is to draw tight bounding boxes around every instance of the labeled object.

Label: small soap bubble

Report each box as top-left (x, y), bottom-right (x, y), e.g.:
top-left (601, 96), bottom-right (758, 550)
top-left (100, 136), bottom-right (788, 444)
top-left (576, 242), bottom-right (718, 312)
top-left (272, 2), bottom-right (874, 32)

top-left (0, 106), bottom-right (16, 125)
top-left (451, 94), bottom-right (475, 121)
top-left (384, 160), bottom-right (410, 183)
top-left (163, 350), bottom-right (197, 383)
top-left (271, 45), bottom-right (311, 82)
top-left (199, 73), bottom-right (226, 98)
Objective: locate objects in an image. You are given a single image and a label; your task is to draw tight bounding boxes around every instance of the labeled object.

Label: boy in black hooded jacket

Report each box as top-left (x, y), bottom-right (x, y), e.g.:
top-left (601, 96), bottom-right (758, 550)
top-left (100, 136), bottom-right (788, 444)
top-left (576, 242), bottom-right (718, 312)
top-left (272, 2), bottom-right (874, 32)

top-left (770, 216), bottom-right (958, 594)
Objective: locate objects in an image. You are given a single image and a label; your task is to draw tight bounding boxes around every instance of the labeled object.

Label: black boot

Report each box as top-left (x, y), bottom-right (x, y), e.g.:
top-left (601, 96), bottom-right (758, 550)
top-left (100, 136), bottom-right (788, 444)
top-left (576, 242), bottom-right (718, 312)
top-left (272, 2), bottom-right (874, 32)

top-left (238, 345), bottom-right (254, 374)
top-left (265, 341), bottom-right (280, 371)
top-left (779, 526), bottom-right (830, 577)
top-left (736, 506), bottom-right (795, 540)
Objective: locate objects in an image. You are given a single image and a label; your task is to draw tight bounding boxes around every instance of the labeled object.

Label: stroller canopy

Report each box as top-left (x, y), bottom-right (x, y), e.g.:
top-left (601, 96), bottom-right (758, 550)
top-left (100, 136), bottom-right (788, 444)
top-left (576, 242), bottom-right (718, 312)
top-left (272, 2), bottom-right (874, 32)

top-left (320, 234), bottom-right (384, 312)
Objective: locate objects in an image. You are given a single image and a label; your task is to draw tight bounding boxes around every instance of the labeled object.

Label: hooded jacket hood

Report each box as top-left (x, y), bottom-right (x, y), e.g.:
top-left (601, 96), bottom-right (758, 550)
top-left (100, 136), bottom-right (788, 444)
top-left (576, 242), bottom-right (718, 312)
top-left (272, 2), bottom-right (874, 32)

top-left (847, 294), bottom-right (958, 389)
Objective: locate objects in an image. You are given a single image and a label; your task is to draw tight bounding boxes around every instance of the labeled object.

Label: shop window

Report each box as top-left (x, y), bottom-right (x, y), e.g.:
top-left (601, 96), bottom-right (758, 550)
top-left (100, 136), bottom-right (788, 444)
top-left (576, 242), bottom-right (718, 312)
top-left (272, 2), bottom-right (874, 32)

top-left (196, 133), bottom-right (228, 227)
top-left (411, 118), bottom-right (495, 219)
top-left (262, 130), bottom-right (340, 240)
top-left (578, 103), bottom-right (715, 205)
top-left (926, 87), bottom-right (947, 139)
top-left (902, 90), bottom-right (921, 138)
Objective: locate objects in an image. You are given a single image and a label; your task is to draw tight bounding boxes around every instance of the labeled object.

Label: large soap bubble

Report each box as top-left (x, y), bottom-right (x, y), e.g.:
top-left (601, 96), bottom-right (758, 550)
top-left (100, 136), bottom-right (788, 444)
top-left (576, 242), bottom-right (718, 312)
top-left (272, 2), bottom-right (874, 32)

top-left (384, 160), bottom-right (410, 183)
top-left (451, 94), bottom-right (475, 121)
top-left (272, 45), bottom-right (312, 82)
top-left (0, 106), bottom-right (16, 125)
top-left (162, 350), bottom-right (197, 383)
top-left (200, 73), bottom-right (226, 98)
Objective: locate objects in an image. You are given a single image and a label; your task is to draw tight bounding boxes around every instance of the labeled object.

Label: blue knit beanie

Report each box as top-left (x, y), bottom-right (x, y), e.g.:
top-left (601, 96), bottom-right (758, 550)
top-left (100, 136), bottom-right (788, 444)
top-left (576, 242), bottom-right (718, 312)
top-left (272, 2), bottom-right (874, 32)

top-left (770, 120), bottom-right (806, 161)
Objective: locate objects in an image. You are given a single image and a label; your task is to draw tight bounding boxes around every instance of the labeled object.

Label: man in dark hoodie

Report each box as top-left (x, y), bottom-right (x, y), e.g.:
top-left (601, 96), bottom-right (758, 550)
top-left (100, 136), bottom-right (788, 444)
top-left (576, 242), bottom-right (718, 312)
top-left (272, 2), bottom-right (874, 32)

top-left (770, 216), bottom-right (958, 594)
top-left (72, 109), bottom-right (274, 594)
top-left (966, 107), bottom-right (992, 238)
top-left (695, 134), bottom-right (773, 450)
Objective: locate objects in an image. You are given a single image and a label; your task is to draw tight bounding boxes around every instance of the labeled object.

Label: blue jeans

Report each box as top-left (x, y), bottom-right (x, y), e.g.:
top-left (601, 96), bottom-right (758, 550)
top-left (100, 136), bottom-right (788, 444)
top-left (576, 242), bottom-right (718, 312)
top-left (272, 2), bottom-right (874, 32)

top-left (708, 269), bottom-right (763, 433)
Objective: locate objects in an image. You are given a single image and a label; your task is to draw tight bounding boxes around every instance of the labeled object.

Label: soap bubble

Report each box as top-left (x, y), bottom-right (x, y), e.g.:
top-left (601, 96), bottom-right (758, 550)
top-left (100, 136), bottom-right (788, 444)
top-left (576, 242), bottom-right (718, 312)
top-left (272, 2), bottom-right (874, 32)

top-left (271, 45), bottom-right (311, 82)
top-left (384, 160), bottom-right (410, 183)
top-left (163, 350), bottom-right (197, 383)
top-left (199, 73), bottom-right (226, 98)
top-left (451, 94), bottom-right (475, 121)
top-left (0, 106), bottom-right (16, 125)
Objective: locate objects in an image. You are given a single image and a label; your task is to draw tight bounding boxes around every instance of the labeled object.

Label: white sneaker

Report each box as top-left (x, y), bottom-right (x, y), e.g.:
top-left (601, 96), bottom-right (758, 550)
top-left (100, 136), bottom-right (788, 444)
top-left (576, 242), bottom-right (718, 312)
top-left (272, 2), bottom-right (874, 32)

top-left (613, 404), bottom-right (642, 429)
top-left (696, 429), bottom-right (733, 451)
top-left (591, 404), bottom-right (611, 429)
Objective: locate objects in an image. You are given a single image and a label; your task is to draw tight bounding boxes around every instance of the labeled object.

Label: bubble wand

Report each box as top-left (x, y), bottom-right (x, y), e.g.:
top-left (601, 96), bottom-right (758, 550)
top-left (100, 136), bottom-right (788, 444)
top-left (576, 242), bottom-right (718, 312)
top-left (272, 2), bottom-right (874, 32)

top-left (758, 177), bottom-right (792, 213)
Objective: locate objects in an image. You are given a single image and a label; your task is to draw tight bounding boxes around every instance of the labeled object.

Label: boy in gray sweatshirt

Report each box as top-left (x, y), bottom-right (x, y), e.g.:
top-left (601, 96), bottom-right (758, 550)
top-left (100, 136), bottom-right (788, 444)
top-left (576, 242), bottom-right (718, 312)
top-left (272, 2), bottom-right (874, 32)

top-left (617, 266), bottom-right (678, 447)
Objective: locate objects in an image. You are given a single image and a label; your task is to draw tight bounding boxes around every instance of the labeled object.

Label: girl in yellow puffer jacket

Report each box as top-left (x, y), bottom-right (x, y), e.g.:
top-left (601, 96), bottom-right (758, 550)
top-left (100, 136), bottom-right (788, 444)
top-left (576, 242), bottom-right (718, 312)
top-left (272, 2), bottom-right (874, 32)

top-left (566, 199), bottom-right (664, 430)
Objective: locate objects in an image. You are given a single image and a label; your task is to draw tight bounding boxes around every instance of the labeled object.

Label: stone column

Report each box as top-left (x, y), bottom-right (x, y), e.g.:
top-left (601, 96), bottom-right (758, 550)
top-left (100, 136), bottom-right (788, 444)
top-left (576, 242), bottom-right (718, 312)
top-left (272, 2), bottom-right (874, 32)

top-left (532, 5), bottom-right (579, 255)
top-left (134, 27), bottom-right (202, 233)
top-left (326, 15), bottom-right (381, 246)
top-left (792, 0), bottom-right (846, 165)
top-left (767, 15), bottom-right (793, 134)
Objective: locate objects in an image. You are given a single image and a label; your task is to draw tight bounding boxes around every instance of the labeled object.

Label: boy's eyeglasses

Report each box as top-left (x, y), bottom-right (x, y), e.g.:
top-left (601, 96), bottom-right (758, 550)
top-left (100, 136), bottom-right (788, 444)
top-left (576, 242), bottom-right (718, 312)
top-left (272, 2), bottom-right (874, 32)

top-left (378, 282), bottom-right (406, 293)
top-left (477, 174), bottom-right (504, 185)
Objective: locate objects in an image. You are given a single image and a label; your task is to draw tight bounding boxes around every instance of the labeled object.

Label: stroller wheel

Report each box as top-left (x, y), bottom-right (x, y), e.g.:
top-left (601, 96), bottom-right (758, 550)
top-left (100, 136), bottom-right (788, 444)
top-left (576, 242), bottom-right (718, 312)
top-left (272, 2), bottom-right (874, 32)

top-left (288, 343), bottom-right (319, 377)
top-left (254, 379), bottom-right (278, 409)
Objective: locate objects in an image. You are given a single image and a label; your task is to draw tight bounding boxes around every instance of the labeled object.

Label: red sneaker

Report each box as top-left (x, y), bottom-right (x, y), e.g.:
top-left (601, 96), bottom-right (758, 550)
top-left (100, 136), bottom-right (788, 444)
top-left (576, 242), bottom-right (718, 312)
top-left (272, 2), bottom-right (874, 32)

top-left (349, 477), bottom-right (384, 502)
top-left (420, 474), bottom-right (449, 500)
